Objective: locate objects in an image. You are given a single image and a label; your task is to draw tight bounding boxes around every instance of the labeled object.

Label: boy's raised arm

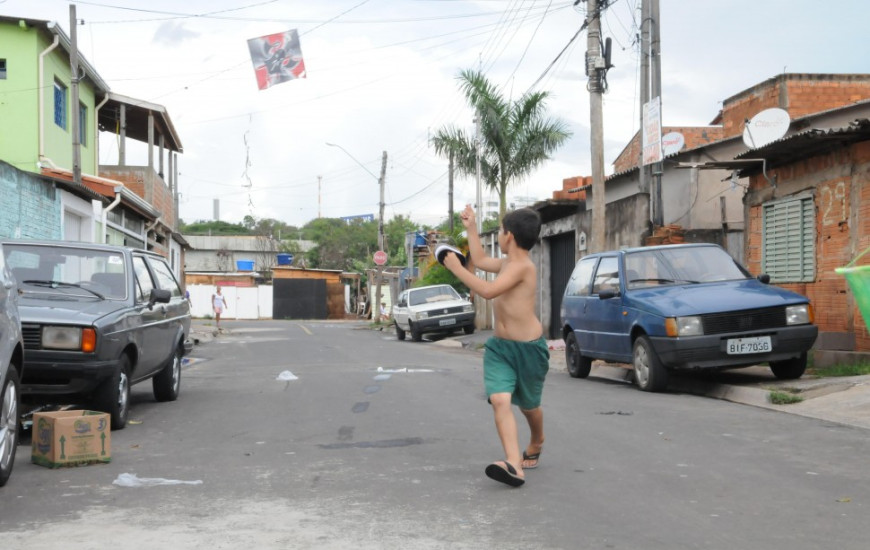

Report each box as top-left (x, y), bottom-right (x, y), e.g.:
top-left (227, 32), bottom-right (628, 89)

top-left (461, 204), bottom-right (502, 273)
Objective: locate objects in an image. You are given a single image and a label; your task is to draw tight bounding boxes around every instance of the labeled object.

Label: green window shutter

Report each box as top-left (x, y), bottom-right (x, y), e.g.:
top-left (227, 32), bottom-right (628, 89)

top-left (762, 196), bottom-right (815, 282)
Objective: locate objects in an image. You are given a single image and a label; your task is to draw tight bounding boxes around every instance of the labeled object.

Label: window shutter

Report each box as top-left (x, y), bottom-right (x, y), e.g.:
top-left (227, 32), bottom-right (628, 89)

top-left (762, 196), bottom-right (814, 282)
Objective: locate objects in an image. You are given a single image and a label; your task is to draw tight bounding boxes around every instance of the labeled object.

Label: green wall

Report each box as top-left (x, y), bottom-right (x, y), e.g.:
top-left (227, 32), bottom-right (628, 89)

top-left (0, 19), bottom-right (99, 175)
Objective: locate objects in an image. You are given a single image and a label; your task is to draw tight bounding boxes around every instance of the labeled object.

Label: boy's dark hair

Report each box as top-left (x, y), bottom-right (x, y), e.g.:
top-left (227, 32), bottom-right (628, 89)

top-left (502, 208), bottom-right (541, 250)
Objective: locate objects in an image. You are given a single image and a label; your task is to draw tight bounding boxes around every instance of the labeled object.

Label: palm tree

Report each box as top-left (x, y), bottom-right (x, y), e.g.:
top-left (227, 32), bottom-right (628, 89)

top-left (432, 69), bottom-right (571, 220)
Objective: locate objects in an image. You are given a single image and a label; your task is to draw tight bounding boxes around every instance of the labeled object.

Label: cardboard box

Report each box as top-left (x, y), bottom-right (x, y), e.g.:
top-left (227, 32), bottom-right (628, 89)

top-left (32, 410), bottom-right (112, 468)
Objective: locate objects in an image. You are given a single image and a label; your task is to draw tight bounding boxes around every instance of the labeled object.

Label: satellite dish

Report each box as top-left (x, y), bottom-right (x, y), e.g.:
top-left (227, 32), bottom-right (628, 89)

top-left (743, 108), bottom-right (790, 149)
top-left (661, 132), bottom-right (685, 156)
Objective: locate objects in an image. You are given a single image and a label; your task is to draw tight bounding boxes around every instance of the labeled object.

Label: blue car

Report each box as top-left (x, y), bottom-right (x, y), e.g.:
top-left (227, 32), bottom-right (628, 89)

top-left (559, 244), bottom-right (818, 392)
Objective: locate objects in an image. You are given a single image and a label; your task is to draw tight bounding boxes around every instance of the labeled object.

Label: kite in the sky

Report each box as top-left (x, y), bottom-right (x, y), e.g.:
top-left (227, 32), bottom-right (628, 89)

top-left (247, 29), bottom-right (306, 90)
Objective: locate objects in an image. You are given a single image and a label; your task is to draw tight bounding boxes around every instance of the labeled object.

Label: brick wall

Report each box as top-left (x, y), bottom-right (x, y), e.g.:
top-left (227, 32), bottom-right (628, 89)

top-left (611, 126), bottom-right (725, 174)
top-left (745, 140), bottom-right (870, 351)
top-left (100, 166), bottom-right (177, 229)
top-left (720, 74), bottom-right (870, 140)
top-left (0, 161), bottom-right (61, 239)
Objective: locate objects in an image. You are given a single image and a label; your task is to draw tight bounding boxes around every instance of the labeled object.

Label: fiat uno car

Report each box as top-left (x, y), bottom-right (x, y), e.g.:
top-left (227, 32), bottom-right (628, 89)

top-left (560, 243), bottom-right (818, 392)
top-left (392, 284), bottom-right (475, 342)
top-left (2, 240), bottom-right (191, 429)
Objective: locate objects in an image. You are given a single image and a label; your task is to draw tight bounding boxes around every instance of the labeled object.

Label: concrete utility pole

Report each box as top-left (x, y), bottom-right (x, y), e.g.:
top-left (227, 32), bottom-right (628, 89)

top-left (69, 5), bottom-right (81, 184)
top-left (448, 150), bottom-right (454, 233)
top-left (650, 0), bottom-right (664, 227)
top-left (374, 151), bottom-right (387, 324)
top-left (638, 0), bottom-right (650, 197)
top-left (586, 0), bottom-right (606, 252)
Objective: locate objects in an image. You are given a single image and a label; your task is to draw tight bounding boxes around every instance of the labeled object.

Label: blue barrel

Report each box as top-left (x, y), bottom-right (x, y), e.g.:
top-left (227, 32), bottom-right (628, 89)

top-left (277, 253), bottom-right (293, 265)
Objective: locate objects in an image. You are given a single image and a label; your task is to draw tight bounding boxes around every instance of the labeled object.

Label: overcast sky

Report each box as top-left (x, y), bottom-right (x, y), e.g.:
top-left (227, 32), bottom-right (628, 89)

top-left (2, 0), bottom-right (867, 228)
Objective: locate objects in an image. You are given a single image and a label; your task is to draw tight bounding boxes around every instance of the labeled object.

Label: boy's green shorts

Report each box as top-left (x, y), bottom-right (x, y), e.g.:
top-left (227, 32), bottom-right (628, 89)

top-left (483, 336), bottom-right (550, 410)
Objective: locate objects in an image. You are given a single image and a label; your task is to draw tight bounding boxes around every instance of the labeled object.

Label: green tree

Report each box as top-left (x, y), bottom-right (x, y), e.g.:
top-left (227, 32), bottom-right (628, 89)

top-left (431, 69), bottom-right (571, 219)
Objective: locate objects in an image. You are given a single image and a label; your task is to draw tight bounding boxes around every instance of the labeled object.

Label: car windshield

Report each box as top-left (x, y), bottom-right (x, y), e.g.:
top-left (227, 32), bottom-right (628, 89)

top-left (3, 244), bottom-right (127, 299)
top-left (624, 246), bottom-right (750, 289)
top-left (409, 285), bottom-right (461, 306)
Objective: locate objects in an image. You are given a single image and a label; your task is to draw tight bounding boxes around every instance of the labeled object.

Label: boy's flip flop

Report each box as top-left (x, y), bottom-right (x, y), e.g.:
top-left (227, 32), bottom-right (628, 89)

top-left (522, 449), bottom-right (542, 470)
top-left (485, 461), bottom-right (525, 487)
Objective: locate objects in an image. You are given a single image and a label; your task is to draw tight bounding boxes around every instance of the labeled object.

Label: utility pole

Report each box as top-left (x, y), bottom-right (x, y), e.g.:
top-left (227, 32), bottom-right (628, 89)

top-left (69, 5), bottom-right (81, 184)
top-left (638, 0), bottom-right (650, 198)
top-left (317, 175), bottom-right (322, 218)
top-left (448, 150), bottom-right (454, 233)
top-left (474, 115), bottom-right (482, 233)
top-left (650, 0), bottom-right (664, 227)
top-left (585, 0), bottom-right (606, 252)
top-left (374, 151), bottom-right (387, 324)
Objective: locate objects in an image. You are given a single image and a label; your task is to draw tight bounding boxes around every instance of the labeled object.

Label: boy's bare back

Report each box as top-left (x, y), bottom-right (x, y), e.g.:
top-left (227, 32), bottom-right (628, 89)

top-left (443, 204), bottom-right (543, 342)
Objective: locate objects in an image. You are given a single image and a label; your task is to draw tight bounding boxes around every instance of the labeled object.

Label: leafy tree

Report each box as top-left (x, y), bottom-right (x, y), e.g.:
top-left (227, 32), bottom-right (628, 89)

top-left (431, 69), bottom-right (571, 219)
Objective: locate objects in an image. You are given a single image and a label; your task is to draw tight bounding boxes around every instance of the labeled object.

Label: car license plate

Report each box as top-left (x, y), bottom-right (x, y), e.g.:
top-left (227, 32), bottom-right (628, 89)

top-left (439, 318), bottom-right (456, 327)
top-left (726, 336), bottom-right (772, 355)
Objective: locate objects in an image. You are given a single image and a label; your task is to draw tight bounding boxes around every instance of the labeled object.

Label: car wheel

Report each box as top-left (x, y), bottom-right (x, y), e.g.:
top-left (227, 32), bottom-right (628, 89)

top-left (95, 354), bottom-right (131, 430)
top-left (0, 365), bottom-right (20, 487)
top-left (395, 322), bottom-right (406, 341)
top-left (769, 353), bottom-right (807, 380)
top-left (410, 322), bottom-right (423, 342)
top-left (565, 332), bottom-right (592, 378)
top-left (153, 343), bottom-right (182, 402)
top-left (463, 324), bottom-right (475, 335)
top-left (633, 336), bottom-right (669, 392)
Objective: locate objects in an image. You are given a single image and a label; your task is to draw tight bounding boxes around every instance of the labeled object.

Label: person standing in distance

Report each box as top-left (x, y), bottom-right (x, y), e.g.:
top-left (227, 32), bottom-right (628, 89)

top-left (442, 204), bottom-right (549, 488)
top-left (212, 286), bottom-right (228, 330)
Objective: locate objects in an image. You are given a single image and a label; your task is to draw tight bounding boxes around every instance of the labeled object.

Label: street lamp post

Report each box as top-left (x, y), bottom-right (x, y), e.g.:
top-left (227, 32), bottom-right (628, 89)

top-left (326, 143), bottom-right (388, 322)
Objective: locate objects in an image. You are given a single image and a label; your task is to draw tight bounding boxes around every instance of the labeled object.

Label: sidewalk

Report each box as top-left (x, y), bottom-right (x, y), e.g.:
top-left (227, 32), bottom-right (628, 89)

top-left (449, 329), bottom-right (870, 431)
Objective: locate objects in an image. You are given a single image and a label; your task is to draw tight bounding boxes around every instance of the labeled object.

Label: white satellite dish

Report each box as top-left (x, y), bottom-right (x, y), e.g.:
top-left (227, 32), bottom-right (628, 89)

top-left (661, 131), bottom-right (685, 156)
top-left (743, 107), bottom-right (790, 149)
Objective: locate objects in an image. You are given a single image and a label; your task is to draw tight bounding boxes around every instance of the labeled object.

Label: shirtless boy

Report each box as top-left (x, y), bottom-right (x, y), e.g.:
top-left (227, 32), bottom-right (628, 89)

top-left (443, 204), bottom-right (549, 488)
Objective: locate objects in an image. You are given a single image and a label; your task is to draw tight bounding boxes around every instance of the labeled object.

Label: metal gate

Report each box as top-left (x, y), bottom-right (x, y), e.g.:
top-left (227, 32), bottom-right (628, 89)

top-left (548, 232), bottom-right (576, 338)
top-left (273, 279), bottom-right (328, 319)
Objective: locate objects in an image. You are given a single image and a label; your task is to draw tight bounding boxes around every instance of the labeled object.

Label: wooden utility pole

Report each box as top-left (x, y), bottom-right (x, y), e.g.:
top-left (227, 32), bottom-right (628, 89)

top-left (69, 5), bottom-right (81, 184)
top-left (586, 0), bottom-right (606, 252)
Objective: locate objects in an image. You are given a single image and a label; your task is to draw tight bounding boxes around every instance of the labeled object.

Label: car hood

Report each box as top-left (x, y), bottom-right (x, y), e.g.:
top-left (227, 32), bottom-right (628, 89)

top-left (17, 294), bottom-right (124, 325)
top-left (626, 279), bottom-right (809, 316)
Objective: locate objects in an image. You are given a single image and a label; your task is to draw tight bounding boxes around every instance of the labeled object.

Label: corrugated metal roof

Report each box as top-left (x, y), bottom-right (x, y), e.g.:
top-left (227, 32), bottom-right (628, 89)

top-left (734, 118), bottom-right (870, 168)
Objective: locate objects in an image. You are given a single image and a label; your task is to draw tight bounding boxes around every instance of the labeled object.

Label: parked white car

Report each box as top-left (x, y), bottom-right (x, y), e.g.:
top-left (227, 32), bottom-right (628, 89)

top-left (392, 284), bottom-right (475, 342)
top-left (0, 242), bottom-right (24, 487)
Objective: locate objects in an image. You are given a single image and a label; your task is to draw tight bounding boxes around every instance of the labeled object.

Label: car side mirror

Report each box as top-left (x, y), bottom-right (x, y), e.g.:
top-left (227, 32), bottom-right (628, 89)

top-left (757, 274), bottom-right (771, 284)
top-left (598, 289), bottom-right (619, 300)
top-left (148, 288), bottom-right (171, 308)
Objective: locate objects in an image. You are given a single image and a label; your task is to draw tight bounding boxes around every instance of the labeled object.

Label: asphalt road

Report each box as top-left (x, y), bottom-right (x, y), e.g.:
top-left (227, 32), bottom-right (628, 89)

top-left (1, 319), bottom-right (869, 549)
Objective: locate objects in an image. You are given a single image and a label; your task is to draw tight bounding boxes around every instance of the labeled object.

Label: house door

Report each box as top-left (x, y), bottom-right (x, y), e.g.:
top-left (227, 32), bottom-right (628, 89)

top-left (64, 211), bottom-right (83, 241)
top-left (548, 231), bottom-right (576, 339)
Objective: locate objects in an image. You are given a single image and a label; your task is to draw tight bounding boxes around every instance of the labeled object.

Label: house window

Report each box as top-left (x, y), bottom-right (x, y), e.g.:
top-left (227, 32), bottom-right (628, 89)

top-left (761, 194), bottom-right (815, 282)
top-left (0, 59), bottom-right (7, 79)
top-left (79, 102), bottom-right (87, 146)
top-left (54, 80), bottom-right (67, 129)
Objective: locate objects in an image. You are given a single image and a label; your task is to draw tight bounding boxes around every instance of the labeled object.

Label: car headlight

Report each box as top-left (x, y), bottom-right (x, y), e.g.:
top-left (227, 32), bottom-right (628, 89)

top-left (786, 304), bottom-right (811, 325)
top-left (413, 311), bottom-right (429, 321)
top-left (463, 304), bottom-right (474, 312)
top-left (42, 326), bottom-right (97, 352)
top-left (665, 316), bottom-right (703, 337)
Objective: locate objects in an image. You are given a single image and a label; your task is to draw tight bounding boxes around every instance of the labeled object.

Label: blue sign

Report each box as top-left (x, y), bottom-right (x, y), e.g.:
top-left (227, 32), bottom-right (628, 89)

top-left (341, 214), bottom-right (375, 223)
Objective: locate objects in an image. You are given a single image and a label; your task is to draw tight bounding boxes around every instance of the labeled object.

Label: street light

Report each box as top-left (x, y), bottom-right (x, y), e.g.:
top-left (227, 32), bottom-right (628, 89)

top-left (326, 142), bottom-right (388, 323)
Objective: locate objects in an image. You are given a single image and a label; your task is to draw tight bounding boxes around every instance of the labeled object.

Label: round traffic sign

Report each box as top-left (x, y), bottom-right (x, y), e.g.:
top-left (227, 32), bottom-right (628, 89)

top-left (373, 250), bottom-right (387, 265)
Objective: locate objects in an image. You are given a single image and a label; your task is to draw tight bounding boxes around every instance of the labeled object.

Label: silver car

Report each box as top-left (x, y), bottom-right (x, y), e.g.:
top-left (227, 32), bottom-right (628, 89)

top-left (0, 243), bottom-right (24, 487)
top-left (392, 284), bottom-right (475, 342)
